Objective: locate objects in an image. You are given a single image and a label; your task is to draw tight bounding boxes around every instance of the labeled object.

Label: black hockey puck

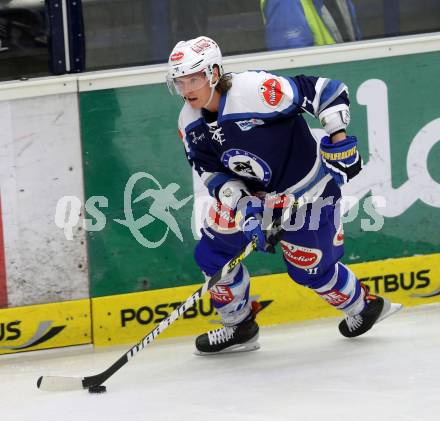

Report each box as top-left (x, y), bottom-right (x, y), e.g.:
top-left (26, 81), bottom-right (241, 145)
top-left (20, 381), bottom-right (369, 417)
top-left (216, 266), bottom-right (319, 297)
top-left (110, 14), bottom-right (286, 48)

top-left (88, 385), bottom-right (107, 394)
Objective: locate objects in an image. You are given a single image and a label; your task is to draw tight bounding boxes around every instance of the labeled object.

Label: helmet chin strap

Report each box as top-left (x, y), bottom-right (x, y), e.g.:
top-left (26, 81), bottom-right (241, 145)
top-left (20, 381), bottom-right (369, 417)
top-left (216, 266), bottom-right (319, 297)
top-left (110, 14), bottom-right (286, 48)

top-left (203, 76), bottom-right (219, 109)
top-left (202, 86), bottom-right (216, 109)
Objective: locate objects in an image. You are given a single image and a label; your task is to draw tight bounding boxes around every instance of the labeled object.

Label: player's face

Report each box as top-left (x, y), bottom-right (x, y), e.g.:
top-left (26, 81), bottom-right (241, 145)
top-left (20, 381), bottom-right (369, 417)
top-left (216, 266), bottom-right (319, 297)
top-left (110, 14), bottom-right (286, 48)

top-left (174, 71), bottom-right (211, 109)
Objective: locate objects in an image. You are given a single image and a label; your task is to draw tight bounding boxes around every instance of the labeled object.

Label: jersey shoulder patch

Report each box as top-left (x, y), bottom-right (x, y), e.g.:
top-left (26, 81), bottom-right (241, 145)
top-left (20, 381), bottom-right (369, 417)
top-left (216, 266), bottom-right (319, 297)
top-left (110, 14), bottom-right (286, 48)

top-left (222, 71), bottom-right (297, 118)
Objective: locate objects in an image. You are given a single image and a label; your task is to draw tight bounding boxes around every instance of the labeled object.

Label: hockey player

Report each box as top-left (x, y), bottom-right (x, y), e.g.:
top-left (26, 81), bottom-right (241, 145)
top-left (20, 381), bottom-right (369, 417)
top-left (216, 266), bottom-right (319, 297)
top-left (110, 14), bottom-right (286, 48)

top-left (166, 36), bottom-right (401, 355)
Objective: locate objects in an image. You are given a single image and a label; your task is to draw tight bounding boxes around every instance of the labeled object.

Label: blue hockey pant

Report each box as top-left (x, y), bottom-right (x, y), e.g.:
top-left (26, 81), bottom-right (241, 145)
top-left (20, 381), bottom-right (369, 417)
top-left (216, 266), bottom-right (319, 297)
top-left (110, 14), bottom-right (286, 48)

top-left (194, 198), bottom-right (366, 326)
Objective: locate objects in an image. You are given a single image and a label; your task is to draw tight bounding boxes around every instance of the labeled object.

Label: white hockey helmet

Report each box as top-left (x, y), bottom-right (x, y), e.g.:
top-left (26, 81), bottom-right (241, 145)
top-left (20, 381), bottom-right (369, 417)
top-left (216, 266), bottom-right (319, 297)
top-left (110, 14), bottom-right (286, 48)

top-left (166, 36), bottom-right (224, 95)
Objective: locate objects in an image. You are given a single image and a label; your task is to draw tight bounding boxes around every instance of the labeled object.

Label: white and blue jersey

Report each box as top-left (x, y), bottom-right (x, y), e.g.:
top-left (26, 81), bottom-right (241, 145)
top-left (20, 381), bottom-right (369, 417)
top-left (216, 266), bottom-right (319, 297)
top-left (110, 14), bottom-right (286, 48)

top-left (178, 70), bottom-right (349, 198)
top-left (179, 70), bottom-right (366, 326)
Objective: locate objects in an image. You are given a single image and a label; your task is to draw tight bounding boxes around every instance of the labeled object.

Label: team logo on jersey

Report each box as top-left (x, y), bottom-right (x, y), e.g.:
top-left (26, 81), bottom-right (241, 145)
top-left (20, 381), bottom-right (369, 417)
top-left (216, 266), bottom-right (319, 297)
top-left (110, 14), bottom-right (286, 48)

top-left (208, 122), bottom-right (226, 145)
top-left (235, 118), bottom-right (265, 132)
top-left (280, 241), bottom-right (323, 269)
top-left (221, 149), bottom-right (272, 186)
top-left (260, 78), bottom-right (284, 108)
top-left (170, 51), bottom-right (184, 62)
top-left (233, 161), bottom-right (257, 177)
top-left (189, 131), bottom-right (205, 144)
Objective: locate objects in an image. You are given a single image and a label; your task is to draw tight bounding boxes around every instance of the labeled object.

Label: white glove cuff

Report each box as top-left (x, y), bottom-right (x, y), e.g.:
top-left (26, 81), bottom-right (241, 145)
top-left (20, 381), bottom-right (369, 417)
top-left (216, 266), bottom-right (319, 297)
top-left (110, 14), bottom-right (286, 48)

top-left (319, 105), bottom-right (350, 135)
top-left (218, 180), bottom-right (250, 209)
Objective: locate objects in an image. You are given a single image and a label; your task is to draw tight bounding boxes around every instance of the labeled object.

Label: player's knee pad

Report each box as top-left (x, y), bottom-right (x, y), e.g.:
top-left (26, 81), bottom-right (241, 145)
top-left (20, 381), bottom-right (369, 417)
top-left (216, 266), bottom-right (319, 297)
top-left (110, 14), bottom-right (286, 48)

top-left (208, 264), bottom-right (251, 326)
top-left (311, 262), bottom-right (365, 316)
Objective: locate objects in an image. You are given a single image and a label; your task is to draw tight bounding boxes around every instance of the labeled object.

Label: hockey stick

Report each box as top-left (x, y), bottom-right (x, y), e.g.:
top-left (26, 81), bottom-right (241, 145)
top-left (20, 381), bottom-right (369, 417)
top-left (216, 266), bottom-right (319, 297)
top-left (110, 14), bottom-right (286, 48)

top-left (37, 174), bottom-right (332, 392)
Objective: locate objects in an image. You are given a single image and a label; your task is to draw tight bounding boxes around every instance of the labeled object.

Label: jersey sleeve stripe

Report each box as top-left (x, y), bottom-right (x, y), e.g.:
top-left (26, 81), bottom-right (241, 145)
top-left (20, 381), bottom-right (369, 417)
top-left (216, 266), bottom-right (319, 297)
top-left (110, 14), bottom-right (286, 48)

top-left (318, 80), bottom-right (348, 114)
top-left (311, 77), bottom-right (329, 116)
top-left (286, 76), bottom-right (300, 111)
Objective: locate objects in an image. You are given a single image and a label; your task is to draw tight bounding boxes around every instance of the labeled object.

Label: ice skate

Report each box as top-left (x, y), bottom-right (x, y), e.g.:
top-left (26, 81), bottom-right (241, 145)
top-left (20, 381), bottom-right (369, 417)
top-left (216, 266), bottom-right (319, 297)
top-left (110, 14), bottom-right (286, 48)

top-left (195, 318), bottom-right (259, 355)
top-left (339, 284), bottom-right (403, 338)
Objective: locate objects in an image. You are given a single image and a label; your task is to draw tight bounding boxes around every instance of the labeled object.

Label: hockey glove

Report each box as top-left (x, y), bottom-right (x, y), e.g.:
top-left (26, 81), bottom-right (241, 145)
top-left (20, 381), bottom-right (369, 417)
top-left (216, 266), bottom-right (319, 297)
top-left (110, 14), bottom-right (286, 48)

top-left (320, 135), bottom-right (363, 185)
top-left (236, 197), bottom-right (274, 253)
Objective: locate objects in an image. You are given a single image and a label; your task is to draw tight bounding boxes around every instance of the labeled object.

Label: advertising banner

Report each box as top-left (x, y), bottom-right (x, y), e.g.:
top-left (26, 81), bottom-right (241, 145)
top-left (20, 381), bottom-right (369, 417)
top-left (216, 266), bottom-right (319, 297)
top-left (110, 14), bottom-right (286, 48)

top-left (91, 253), bottom-right (440, 346)
top-left (0, 299), bottom-right (91, 355)
top-left (79, 51), bottom-right (440, 298)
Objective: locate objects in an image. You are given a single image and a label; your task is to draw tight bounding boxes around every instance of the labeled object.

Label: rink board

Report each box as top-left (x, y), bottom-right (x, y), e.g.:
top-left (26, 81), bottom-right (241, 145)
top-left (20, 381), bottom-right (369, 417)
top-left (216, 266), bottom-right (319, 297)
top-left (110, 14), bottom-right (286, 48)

top-left (80, 51), bottom-right (440, 299)
top-left (0, 253), bottom-right (438, 353)
top-left (0, 299), bottom-right (91, 355)
top-left (91, 253), bottom-right (440, 346)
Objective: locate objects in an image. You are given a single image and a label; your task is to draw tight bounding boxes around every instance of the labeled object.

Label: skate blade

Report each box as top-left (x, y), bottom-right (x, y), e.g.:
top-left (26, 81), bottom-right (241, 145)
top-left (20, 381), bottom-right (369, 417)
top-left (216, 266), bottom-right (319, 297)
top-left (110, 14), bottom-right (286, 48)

top-left (377, 301), bottom-right (403, 324)
top-left (194, 337), bottom-right (260, 356)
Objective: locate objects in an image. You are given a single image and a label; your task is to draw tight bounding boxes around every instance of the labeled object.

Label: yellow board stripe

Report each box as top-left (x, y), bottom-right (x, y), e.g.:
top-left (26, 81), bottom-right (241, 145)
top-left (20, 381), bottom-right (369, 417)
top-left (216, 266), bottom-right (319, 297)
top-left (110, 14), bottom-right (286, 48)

top-left (1, 253), bottom-right (438, 353)
top-left (91, 253), bottom-right (440, 346)
top-left (0, 299), bottom-right (91, 355)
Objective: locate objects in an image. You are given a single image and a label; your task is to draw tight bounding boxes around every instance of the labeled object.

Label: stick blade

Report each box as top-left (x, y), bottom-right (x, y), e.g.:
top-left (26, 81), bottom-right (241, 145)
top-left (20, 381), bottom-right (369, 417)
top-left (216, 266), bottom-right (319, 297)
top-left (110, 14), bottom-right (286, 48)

top-left (37, 375), bottom-right (84, 391)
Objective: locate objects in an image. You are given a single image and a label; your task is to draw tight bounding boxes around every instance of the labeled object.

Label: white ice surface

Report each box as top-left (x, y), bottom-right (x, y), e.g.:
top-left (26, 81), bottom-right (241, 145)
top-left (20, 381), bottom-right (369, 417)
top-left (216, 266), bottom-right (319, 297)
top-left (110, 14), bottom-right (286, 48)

top-left (1, 304), bottom-right (439, 421)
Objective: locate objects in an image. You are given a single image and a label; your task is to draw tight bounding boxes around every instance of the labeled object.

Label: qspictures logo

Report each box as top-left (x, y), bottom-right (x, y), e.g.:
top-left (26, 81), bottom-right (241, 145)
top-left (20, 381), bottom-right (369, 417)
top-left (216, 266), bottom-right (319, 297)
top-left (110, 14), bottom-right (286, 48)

top-left (55, 172), bottom-right (193, 248)
top-left (0, 320), bottom-right (65, 351)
